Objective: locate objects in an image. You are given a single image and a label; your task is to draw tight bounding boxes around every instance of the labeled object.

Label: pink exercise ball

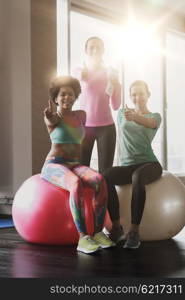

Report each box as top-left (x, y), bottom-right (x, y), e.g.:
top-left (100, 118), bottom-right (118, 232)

top-left (12, 174), bottom-right (94, 245)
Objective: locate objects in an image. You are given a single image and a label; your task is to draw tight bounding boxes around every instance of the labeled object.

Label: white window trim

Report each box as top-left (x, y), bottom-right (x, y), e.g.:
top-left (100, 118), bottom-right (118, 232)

top-left (57, 0), bottom-right (71, 75)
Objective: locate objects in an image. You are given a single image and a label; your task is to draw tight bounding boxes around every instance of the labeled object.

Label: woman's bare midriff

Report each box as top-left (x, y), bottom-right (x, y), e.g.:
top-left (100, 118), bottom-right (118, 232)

top-left (46, 143), bottom-right (81, 161)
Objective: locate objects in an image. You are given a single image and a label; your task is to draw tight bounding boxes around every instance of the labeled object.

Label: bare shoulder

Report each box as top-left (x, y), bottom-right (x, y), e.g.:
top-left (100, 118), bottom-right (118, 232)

top-left (75, 110), bottom-right (86, 125)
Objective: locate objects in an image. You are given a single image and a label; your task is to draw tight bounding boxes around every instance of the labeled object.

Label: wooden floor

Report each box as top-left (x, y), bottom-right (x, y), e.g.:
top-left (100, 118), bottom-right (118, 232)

top-left (1, 225), bottom-right (185, 278)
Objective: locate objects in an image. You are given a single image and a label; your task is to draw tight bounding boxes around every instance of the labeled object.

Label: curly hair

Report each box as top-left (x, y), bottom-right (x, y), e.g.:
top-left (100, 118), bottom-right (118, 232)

top-left (129, 80), bottom-right (150, 94)
top-left (49, 75), bottom-right (81, 102)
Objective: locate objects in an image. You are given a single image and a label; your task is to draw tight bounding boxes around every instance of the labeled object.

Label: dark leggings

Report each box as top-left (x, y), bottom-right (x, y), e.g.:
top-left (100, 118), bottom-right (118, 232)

top-left (80, 124), bottom-right (116, 174)
top-left (103, 162), bottom-right (162, 225)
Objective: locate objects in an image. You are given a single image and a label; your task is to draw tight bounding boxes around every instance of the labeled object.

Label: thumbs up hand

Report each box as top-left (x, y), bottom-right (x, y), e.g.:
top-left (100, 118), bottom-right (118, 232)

top-left (124, 104), bottom-right (136, 121)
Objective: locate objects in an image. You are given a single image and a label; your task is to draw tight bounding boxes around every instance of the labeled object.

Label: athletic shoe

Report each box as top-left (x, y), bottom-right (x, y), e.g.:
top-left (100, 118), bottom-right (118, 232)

top-left (123, 231), bottom-right (141, 249)
top-left (108, 225), bottom-right (125, 244)
top-left (77, 235), bottom-right (101, 254)
top-left (93, 231), bottom-right (116, 248)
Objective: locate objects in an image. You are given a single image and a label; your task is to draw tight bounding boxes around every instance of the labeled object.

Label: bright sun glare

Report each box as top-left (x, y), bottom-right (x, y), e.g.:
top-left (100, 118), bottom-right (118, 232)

top-left (114, 19), bottom-right (162, 61)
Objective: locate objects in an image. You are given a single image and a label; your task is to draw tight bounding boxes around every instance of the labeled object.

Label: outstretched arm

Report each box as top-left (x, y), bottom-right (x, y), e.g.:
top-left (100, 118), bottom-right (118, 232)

top-left (124, 105), bottom-right (158, 129)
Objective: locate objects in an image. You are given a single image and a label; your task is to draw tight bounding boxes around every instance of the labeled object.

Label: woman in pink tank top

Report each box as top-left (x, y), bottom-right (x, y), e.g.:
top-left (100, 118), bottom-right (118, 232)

top-left (75, 37), bottom-right (121, 173)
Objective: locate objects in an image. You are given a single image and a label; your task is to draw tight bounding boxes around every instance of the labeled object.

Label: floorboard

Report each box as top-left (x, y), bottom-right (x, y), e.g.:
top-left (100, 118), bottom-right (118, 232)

top-left (0, 226), bottom-right (185, 278)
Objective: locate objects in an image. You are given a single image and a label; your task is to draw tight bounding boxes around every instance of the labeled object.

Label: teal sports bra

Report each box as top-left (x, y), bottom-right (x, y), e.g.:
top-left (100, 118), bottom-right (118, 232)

top-left (50, 116), bottom-right (85, 144)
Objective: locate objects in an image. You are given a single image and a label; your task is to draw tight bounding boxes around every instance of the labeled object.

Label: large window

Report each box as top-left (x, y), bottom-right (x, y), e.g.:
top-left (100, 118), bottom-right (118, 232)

top-left (123, 38), bottom-right (163, 166)
top-left (57, 1), bottom-right (185, 174)
top-left (70, 11), bottom-right (164, 169)
top-left (166, 31), bottom-right (185, 173)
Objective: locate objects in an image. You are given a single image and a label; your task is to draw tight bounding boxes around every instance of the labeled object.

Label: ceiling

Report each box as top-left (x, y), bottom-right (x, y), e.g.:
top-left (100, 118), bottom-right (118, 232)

top-left (85, 0), bottom-right (185, 14)
top-left (72, 0), bottom-right (185, 17)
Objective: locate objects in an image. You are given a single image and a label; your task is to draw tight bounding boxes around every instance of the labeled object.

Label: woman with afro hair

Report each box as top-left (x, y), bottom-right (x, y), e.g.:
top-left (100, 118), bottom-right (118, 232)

top-left (41, 75), bottom-right (115, 254)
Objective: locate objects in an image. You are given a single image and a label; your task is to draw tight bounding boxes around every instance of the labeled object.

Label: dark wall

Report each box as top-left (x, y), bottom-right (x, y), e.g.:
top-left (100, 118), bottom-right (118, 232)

top-left (31, 0), bottom-right (57, 174)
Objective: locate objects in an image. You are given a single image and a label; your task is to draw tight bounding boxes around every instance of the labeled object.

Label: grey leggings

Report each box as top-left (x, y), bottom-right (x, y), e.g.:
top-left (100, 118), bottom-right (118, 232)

top-left (80, 124), bottom-right (116, 174)
top-left (103, 162), bottom-right (162, 225)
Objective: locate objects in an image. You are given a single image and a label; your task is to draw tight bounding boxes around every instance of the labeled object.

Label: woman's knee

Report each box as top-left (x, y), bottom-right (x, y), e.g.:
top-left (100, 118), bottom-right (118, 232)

top-left (93, 173), bottom-right (105, 191)
top-left (70, 176), bottom-right (81, 189)
top-left (132, 171), bottom-right (144, 187)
